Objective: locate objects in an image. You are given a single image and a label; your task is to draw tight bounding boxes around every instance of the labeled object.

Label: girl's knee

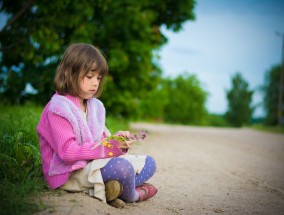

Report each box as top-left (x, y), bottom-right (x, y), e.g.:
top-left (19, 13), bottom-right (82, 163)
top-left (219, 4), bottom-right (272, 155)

top-left (146, 156), bottom-right (156, 172)
top-left (112, 157), bottom-right (135, 176)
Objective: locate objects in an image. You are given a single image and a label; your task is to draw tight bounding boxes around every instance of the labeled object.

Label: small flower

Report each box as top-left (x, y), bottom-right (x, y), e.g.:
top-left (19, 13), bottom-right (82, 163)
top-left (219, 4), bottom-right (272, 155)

top-left (139, 130), bottom-right (147, 140)
top-left (109, 152), bottom-right (113, 156)
top-left (104, 130), bottom-right (147, 146)
top-left (103, 141), bottom-right (108, 146)
top-left (133, 134), bottom-right (139, 142)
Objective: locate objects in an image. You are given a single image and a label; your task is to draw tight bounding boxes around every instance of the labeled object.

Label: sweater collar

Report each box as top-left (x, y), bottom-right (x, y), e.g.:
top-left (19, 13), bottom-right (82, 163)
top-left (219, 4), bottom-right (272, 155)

top-left (55, 93), bottom-right (81, 109)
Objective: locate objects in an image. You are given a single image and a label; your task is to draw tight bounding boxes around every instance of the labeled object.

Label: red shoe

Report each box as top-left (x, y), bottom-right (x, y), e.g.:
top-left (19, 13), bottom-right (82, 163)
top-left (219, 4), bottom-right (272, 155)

top-left (135, 183), bottom-right (158, 202)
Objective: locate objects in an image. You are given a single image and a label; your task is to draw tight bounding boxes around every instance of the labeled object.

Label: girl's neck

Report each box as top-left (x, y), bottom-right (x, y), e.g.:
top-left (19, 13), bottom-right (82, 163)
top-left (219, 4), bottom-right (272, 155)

top-left (80, 99), bottom-right (87, 113)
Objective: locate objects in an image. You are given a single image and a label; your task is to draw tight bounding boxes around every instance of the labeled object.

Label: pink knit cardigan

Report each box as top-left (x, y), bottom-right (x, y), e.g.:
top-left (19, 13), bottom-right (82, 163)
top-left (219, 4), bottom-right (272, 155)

top-left (36, 94), bottom-right (125, 189)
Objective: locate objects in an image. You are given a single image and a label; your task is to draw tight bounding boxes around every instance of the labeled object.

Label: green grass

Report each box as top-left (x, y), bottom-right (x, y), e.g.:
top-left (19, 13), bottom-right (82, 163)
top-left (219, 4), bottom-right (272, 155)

top-left (0, 104), bottom-right (129, 215)
top-left (0, 105), bottom-right (46, 215)
top-left (203, 114), bottom-right (230, 127)
top-left (252, 124), bottom-right (284, 134)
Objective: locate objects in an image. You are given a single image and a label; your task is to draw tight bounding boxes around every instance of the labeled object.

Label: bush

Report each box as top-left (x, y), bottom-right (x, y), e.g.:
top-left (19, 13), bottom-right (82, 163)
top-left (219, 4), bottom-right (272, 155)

top-left (163, 74), bottom-right (208, 125)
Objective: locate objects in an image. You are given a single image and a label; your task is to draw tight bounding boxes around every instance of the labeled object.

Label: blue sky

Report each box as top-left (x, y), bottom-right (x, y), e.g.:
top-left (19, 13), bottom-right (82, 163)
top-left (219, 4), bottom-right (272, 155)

top-left (159, 0), bottom-right (284, 117)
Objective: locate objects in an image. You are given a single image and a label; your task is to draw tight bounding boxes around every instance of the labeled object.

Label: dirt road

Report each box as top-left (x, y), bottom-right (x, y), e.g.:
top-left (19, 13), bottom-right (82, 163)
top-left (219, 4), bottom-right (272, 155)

top-left (37, 123), bottom-right (284, 215)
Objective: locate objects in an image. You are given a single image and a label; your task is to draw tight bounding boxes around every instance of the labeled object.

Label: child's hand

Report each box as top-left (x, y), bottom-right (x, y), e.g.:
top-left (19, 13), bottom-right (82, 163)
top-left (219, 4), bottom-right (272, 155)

top-left (115, 130), bottom-right (131, 139)
top-left (115, 131), bottom-right (134, 149)
top-left (117, 139), bottom-right (133, 150)
top-left (101, 130), bottom-right (147, 151)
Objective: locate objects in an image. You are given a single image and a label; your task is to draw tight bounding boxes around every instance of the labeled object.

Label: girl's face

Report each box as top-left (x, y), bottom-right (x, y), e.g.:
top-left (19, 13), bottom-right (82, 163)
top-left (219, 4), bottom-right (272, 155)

top-left (79, 69), bottom-right (102, 101)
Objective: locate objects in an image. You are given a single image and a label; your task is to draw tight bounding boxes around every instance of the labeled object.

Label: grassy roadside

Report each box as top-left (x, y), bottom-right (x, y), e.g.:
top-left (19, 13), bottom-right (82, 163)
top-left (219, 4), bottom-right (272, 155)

top-left (0, 105), bottom-right (45, 215)
top-left (0, 105), bottom-right (129, 215)
top-left (252, 124), bottom-right (284, 134)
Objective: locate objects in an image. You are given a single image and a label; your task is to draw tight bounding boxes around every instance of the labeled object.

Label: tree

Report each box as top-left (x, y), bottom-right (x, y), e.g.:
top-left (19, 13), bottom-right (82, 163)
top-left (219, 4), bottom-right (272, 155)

top-left (262, 65), bottom-right (282, 125)
top-left (225, 72), bottom-right (254, 127)
top-left (163, 73), bottom-right (208, 125)
top-left (0, 0), bottom-right (196, 117)
top-left (136, 78), bottom-right (169, 121)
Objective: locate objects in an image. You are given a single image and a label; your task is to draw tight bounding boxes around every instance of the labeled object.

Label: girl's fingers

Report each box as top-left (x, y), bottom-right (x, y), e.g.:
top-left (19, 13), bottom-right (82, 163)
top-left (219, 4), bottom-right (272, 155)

top-left (126, 139), bottom-right (133, 146)
top-left (115, 131), bottom-right (124, 136)
top-left (118, 140), bottom-right (131, 149)
top-left (116, 130), bottom-right (131, 138)
top-left (115, 131), bottom-right (134, 150)
top-left (125, 131), bottom-right (131, 138)
top-left (120, 145), bottom-right (128, 150)
top-left (125, 140), bottom-right (132, 148)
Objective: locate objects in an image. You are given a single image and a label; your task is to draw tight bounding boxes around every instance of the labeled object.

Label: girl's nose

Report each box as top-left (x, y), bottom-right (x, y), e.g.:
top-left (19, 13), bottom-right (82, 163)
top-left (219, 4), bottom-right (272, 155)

top-left (93, 78), bottom-right (99, 86)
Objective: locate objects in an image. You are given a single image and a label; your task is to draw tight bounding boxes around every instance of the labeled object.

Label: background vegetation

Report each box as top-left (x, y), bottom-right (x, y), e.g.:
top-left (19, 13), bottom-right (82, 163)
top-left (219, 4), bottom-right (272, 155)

top-left (0, 0), bottom-right (282, 127)
top-left (0, 0), bottom-right (283, 214)
top-left (262, 65), bottom-right (282, 126)
top-left (0, 0), bottom-right (195, 117)
top-left (225, 72), bottom-right (254, 127)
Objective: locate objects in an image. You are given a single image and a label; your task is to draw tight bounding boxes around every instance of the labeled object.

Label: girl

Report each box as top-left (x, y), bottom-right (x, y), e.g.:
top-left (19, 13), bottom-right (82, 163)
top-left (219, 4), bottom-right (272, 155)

top-left (36, 43), bottom-right (157, 208)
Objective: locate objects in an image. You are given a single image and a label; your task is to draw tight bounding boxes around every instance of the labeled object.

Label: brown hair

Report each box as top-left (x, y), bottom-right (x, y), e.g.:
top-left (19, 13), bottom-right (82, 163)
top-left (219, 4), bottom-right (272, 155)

top-left (54, 43), bottom-right (108, 98)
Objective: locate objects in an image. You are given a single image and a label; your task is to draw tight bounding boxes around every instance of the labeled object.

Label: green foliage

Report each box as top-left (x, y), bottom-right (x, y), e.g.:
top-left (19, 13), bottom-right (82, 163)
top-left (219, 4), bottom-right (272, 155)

top-left (105, 116), bottom-right (130, 134)
top-left (0, 69), bottom-right (26, 104)
top-left (262, 65), bottom-right (282, 125)
top-left (136, 80), bottom-right (169, 121)
top-left (225, 72), bottom-right (254, 127)
top-left (0, 105), bottom-right (45, 215)
top-left (204, 114), bottom-right (230, 127)
top-left (0, 0), bottom-right (196, 118)
top-left (135, 73), bottom-right (209, 125)
top-left (252, 124), bottom-right (284, 134)
top-left (163, 73), bottom-right (208, 125)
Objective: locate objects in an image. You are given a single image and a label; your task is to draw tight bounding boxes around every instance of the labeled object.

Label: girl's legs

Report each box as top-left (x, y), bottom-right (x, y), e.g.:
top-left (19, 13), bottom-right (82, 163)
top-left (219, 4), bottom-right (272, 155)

top-left (101, 156), bottom-right (156, 202)
top-left (134, 156), bottom-right (156, 186)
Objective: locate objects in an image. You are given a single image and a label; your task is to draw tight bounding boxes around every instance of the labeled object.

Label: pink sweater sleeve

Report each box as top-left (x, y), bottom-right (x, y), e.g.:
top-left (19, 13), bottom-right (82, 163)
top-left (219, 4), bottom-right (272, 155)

top-left (47, 112), bottom-right (125, 163)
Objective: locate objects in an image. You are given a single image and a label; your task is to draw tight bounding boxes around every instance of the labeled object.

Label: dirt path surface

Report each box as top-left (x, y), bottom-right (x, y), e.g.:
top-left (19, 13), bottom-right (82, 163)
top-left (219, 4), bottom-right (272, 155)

top-left (36, 123), bottom-right (284, 215)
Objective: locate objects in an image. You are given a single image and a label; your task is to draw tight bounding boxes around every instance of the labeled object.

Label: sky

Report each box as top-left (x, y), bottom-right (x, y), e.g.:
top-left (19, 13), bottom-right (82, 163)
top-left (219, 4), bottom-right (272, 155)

top-left (158, 0), bottom-right (284, 117)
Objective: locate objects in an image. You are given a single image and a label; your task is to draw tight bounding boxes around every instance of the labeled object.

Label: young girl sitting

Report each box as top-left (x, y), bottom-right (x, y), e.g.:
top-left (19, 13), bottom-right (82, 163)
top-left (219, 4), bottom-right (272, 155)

top-left (36, 43), bottom-right (157, 208)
